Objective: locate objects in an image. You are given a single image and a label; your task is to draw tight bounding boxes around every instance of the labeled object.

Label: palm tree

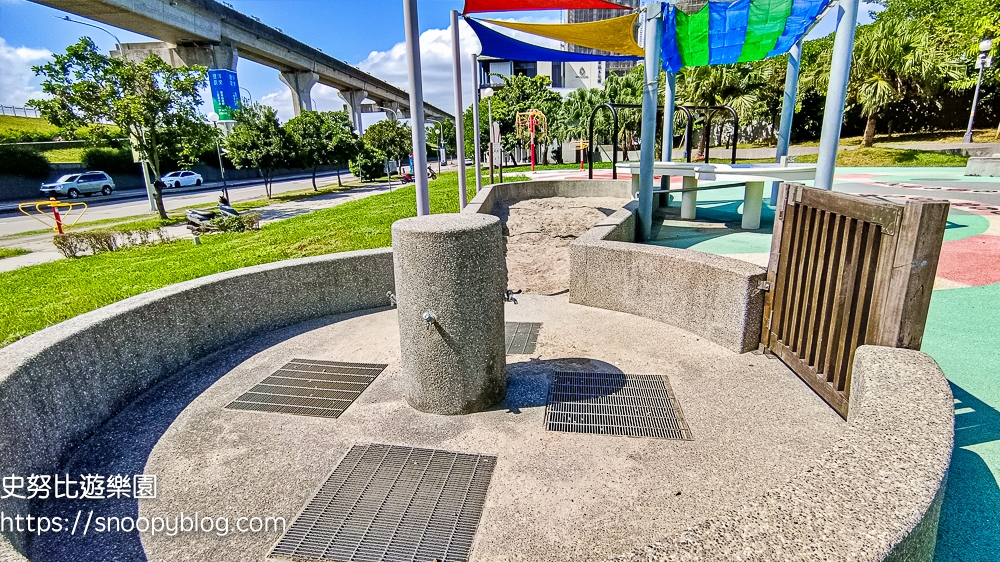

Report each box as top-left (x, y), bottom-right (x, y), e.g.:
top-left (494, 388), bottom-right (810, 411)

top-left (811, 17), bottom-right (963, 147)
top-left (676, 65), bottom-right (760, 157)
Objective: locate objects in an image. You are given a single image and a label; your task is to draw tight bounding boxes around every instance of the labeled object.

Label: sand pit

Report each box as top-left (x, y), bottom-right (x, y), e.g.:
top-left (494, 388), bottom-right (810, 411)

top-left (495, 196), bottom-right (628, 295)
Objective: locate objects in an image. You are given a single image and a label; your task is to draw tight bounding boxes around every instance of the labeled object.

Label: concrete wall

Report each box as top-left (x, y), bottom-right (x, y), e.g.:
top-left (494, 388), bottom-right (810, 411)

top-left (0, 249), bottom-right (395, 559)
top-left (569, 203), bottom-right (766, 354)
top-left (620, 346), bottom-right (954, 562)
top-left (464, 179), bottom-right (764, 354)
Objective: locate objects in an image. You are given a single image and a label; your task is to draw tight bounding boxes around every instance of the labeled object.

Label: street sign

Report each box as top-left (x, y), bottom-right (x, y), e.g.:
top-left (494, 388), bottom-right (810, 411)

top-left (208, 69), bottom-right (241, 121)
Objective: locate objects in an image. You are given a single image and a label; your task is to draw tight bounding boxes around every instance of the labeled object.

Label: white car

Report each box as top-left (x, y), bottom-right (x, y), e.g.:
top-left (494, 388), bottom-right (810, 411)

top-left (161, 170), bottom-right (203, 188)
top-left (40, 172), bottom-right (115, 199)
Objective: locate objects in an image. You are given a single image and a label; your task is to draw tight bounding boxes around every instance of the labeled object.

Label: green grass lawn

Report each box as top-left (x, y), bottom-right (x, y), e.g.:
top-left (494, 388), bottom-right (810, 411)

top-left (0, 248), bottom-right (29, 260)
top-left (40, 147), bottom-right (86, 163)
top-left (0, 173), bottom-right (526, 347)
top-left (0, 115), bottom-right (59, 138)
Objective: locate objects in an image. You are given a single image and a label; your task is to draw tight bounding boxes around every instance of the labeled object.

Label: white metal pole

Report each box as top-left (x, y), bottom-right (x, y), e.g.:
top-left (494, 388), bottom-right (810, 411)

top-left (815, 0), bottom-right (860, 191)
top-left (471, 54), bottom-right (484, 192)
top-left (403, 0), bottom-right (430, 215)
top-left (637, 2), bottom-right (664, 241)
top-left (661, 71), bottom-right (676, 163)
top-left (451, 10), bottom-right (467, 208)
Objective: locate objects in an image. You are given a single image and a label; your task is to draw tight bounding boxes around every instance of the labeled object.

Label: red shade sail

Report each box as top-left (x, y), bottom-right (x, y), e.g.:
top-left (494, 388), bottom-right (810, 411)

top-left (463, 0), bottom-right (631, 14)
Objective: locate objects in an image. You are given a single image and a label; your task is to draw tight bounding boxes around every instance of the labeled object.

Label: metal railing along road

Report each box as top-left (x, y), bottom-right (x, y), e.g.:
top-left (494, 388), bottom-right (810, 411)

top-left (0, 106), bottom-right (40, 118)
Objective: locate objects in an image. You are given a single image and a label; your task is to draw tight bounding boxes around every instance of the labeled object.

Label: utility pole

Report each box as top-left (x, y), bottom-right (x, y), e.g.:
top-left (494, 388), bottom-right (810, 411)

top-left (471, 54), bottom-right (483, 192)
top-left (451, 9), bottom-right (467, 208)
top-left (403, 0), bottom-right (430, 215)
top-left (964, 38), bottom-right (994, 143)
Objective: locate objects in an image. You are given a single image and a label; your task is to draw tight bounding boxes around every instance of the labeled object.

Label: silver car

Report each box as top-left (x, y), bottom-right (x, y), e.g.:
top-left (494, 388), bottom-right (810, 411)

top-left (40, 172), bottom-right (115, 199)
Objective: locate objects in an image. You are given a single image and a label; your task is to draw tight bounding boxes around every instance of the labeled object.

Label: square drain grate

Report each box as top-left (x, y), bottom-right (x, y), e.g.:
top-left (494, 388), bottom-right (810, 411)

top-left (505, 322), bottom-right (541, 355)
top-left (544, 371), bottom-right (693, 440)
top-left (226, 359), bottom-right (387, 419)
top-left (269, 443), bottom-right (496, 562)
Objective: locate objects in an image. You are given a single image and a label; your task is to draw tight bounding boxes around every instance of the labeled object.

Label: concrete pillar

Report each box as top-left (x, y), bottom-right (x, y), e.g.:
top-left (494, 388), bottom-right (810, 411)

top-left (637, 1), bottom-right (664, 241)
top-left (392, 214), bottom-right (507, 414)
top-left (279, 70), bottom-right (319, 116)
top-left (114, 42), bottom-right (238, 71)
top-left (815, 0), bottom-right (861, 190)
top-left (339, 89), bottom-right (369, 133)
top-left (773, 39), bottom-right (802, 203)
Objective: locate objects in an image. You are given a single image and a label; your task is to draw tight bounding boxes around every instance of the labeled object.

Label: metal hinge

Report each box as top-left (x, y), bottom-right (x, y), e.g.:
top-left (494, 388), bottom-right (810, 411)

top-left (757, 280), bottom-right (771, 291)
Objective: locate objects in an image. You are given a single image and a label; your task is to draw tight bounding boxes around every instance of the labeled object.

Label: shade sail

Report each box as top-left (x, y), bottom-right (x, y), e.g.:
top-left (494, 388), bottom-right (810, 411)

top-left (484, 13), bottom-right (644, 56)
top-left (463, 0), bottom-right (630, 13)
top-left (664, 0), bottom-right (831, 71)
top-left (466, 17), bottom-right (642, 62)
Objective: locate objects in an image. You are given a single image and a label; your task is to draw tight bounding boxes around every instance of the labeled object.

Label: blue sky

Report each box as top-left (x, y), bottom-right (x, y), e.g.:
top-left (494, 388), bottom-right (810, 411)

top-left (0, 0), bottom-right (878, 121)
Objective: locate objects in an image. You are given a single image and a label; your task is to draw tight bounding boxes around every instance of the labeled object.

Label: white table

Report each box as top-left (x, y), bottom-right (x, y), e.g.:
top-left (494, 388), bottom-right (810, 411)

top-left (615, 162), bottom-right (817, 229)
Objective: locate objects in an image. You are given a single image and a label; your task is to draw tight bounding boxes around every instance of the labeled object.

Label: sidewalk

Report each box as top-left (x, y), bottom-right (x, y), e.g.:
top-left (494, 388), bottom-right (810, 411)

top-left (0, 180), bottom-right (392, 273)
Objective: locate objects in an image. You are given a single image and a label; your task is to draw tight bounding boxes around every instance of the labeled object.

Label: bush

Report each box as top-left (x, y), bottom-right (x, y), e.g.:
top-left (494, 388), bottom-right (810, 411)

top-left (210, 212), bottom-right (261, 233)
top-left (0, 145), bottom-right (50, 178)
top-left (52, 228), bottom-right (167, 258)
top-left (81, 147), bottom-right (138, 174)
top-left (349, 146), bottom-right (386, 182)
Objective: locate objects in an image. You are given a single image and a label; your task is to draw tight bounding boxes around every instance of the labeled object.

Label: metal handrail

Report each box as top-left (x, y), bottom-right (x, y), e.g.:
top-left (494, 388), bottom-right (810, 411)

top-left (684, 105), bottom-right (740, 164)
top-left (588, 103), bottom-right (695, 179)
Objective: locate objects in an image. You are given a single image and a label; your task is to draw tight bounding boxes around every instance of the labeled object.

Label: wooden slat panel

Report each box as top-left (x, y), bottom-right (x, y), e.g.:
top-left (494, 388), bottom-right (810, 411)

top-left (793, 208), bottom-right (825, 357)
top-left (780, 202), bottom-right (808, 344)
top-left (803, 210), bottom-right (832, 365)
top-left (760, 183), bottom-right (793, 349)
top-left (826, 218), bottom-right (861, 385)
top-left (798, 188), bottom-right (902, 233)
top-left (787, 206), bottom-right (818, 351)
top-left (837, 223), bottom-right (880, 395)
top-left (812, 213), bottom-right (844, 372)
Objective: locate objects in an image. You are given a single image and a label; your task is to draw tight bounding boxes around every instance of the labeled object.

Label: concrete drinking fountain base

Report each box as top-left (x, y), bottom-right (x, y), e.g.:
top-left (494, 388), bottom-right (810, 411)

top-left (125, 294), bottom-right (843, 562)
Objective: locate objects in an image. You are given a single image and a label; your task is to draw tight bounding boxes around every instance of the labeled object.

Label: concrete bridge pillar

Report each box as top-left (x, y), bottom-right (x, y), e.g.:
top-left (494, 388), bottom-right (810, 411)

top-left (114, 42), bottom-right (238, 71)
top-left (279, 70), bottom-right (319, 116)
top-left (339, 89), bottom-right (368, 132)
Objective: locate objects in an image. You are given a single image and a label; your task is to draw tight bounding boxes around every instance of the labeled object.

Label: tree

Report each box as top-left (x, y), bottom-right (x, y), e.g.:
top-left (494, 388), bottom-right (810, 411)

top-left (810, 17), bottom-right (963, 147)
top-left (487, 74), bottom-right (563, 164)
top-left (225, 102), bottom-right (290, 198)
top-left (30, 38), bottom-right (207, 219)
top-left (285, 110), bottom-right (361, 189)
top-left (349, 145), bottom-right (386, 182)
top-left (362, 119), bottom-right (412, 164)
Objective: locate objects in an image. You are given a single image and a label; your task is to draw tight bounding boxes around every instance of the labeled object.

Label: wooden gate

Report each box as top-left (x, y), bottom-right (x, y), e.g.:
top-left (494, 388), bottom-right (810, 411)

top-left (760, 184), bottom-right (949, 418)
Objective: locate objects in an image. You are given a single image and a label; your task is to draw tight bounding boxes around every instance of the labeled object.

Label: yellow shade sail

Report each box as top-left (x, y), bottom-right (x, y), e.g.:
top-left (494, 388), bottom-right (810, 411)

top-left (484, 13), bottom-right (644, 57)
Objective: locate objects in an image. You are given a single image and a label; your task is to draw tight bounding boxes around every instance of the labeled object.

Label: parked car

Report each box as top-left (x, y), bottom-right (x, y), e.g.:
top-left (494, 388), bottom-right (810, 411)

top-left (161, 170), bottom-right (203, 188)
top-left (40, 172), bottom-right (115, 199)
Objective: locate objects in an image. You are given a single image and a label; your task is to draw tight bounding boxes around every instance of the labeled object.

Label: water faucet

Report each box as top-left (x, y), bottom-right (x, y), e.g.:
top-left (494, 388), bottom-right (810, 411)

top-left (422, 311), bottom-right (437, 329)
top-left (505, 290), bottom-right (518, 305)
top-left (387, 292), bottom-right (397, 307)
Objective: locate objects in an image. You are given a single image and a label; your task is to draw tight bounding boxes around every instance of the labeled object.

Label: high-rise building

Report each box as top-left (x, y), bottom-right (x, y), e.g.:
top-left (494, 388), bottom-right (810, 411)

top-left (565, 0), bottom-right (642, 78)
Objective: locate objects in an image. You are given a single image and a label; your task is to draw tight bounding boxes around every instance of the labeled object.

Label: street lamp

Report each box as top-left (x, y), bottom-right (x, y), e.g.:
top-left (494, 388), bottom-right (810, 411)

top-left (964, 38), bottom-right (994, 143)
top-left (425, 119), bottom-right (445, 174)
top-left (207, 112), bottom-right (229, 200)
top-left (481, 87), bottom-right (500, 183)
top-left (56, 15), bottom-right (122, 51)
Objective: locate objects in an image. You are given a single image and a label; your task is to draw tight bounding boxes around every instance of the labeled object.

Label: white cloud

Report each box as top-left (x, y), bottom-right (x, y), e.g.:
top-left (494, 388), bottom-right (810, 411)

top-left (0, 36), bottom-right (51, 106)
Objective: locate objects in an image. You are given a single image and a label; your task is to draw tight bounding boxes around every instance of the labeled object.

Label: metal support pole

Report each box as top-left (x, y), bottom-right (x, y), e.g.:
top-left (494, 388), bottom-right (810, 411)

top-left (403, 0), bottom-right (430, 215)
top-left (964, 63), bottom-right (987, 142)
top-left (451, 10), bottom-right (467, 208)
top-left (637, 2), bottom-right (664, 241)
top-left (773, 39), bottom-right (802, 202)
top-left (215, 139), bottom-right (228, 200)
top-left (471, 54), bottom-right (483, 192)
top-left (661, 72), bottom-right (676, 163)
top-left (815, 0), bottom-right (860, 191)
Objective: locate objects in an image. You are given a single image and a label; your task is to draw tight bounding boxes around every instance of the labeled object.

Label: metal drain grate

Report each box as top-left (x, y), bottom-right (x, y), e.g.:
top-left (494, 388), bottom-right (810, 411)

top-left (269, 443), bottom-right (496, 562)
top-left (544, 371), bottom-right (693, 440)
top-left (226, 359), bottom-right (387, 419)
top-left (505, 322), bottom-right (541, 355)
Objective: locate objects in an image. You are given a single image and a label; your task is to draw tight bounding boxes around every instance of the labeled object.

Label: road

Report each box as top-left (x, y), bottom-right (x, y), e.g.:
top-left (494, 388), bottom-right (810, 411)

top-left (0, 171), bottom-right (355, 237)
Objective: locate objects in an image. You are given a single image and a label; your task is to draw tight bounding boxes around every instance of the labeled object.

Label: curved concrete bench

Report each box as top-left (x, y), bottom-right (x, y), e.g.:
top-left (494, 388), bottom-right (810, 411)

top-left (618, 346), bottom-right (954, 562)
top-left (0, 249), bottom-right (394, 559)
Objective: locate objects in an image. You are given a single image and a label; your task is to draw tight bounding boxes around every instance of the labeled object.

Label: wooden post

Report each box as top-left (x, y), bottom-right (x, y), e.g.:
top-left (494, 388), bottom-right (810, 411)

top-left (870, 200), bottom-right (950, 349)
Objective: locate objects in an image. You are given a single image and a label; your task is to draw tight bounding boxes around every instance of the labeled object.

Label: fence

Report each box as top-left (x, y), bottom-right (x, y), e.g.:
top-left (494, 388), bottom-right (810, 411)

top-left (760, 183), bottom-right (949, 417)
top-left (0, 106), bottom-right (40, 118)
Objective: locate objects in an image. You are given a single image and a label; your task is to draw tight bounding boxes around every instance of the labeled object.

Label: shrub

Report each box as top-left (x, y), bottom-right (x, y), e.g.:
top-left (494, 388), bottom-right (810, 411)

top-left (349, 146), bottom-right (386, 182)
top-left (211, 212), bottom-right (261, 233)
top-left (81, 147), bottom-right (138, 174)
top-left (0, 145), bottom-right (50, 178)
top-left (52, 228), bottom-right (167, 258)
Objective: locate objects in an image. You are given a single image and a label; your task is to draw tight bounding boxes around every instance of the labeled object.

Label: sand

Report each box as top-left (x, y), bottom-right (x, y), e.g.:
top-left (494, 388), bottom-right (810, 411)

top-left (495, 196), bottom-right (628, 295)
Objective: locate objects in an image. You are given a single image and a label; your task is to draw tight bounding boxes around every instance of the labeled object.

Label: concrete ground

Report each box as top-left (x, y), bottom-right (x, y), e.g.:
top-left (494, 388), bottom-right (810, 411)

top-left (27, 295), bottom-right (843, 561)
top-left (146, 295), bottom-right (842, 562)
top-left (614, 166), bottom-right (1000, 562)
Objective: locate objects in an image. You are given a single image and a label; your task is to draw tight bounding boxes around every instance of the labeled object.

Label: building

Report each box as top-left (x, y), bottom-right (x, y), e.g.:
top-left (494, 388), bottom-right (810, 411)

top-left (566, 0), bottom-right (642, 79)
